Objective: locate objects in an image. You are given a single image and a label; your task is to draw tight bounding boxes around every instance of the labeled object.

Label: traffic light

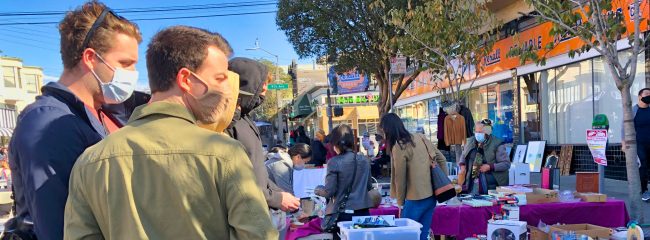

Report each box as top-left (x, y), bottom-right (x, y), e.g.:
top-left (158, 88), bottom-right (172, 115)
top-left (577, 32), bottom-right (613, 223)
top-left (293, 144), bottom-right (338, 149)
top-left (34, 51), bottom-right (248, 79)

top-left (333, 106), bottom-right (344, 117)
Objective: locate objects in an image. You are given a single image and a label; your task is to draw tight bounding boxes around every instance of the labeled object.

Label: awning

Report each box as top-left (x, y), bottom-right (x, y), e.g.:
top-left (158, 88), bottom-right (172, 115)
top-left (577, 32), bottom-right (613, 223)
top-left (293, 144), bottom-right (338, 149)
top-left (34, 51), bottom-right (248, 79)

top-left (0, 128), bottom-right (13, 137)
top-left (290, 93), bottom-right (313, 119)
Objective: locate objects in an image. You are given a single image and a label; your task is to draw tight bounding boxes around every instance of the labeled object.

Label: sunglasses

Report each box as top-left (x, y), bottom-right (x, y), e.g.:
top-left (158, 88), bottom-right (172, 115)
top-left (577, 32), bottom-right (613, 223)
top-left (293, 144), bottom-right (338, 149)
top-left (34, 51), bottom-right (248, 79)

top-left (480, 119), bottom-right (493, 126)
top-left (81, 8), bottom-right (126, 50)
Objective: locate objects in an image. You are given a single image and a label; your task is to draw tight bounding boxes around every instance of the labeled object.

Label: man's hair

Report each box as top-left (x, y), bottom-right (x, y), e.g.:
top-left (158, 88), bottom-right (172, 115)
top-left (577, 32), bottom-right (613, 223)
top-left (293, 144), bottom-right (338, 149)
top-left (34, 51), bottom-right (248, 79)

top-left (639, 88), bottom-right (650, 96)
top-left (59, 1), bottom-right (142, 69)
top-left (146, 26), bottom-right (233, 93)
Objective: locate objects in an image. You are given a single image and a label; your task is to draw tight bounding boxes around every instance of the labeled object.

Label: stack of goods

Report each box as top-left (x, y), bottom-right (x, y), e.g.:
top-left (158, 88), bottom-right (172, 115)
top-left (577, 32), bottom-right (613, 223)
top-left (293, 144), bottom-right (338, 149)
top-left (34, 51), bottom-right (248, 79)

top-left (462, 199), bottom-right (494, 207)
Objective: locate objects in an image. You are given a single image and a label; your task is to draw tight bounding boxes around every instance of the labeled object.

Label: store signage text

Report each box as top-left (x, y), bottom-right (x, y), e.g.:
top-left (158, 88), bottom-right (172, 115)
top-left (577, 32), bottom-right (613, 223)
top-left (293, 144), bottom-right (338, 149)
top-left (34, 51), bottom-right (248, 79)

top-left (335, 94), bottom-right (380, 105)
top-left (483, 49), bottom-right (501, 66)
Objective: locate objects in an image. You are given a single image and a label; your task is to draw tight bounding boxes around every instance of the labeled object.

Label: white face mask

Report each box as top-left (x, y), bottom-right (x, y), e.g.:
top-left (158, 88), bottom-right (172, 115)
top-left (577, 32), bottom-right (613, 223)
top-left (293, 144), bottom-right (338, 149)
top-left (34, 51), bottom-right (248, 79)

top-left (475, 132), bottom-right (486, 143)
top-left (91, 53), bottom-right (138, 104)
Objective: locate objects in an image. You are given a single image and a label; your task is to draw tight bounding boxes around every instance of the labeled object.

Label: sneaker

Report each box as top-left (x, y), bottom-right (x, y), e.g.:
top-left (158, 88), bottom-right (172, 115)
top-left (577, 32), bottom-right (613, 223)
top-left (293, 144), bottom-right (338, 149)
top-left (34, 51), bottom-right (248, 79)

top-left (642, 191), bottom-right (650, 202)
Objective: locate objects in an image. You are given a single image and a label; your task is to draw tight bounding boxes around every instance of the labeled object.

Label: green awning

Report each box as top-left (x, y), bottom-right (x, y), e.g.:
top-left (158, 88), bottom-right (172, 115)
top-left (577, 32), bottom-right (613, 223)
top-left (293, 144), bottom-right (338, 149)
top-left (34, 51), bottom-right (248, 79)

top-left (291, 94), bottom-right (313, 119)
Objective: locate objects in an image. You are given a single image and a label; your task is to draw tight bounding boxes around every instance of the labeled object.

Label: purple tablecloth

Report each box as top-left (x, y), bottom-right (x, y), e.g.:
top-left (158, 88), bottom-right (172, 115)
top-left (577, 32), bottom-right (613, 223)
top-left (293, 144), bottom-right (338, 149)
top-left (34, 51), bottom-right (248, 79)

top-left (431, 199), bottom-right (629, 239)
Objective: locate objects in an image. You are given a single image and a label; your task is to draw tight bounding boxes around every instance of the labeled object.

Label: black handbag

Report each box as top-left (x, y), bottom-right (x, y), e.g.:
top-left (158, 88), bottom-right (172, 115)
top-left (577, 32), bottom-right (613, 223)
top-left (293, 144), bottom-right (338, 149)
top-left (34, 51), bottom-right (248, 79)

top-left (420, 137), bottom-right (456, 203)
top-left (321, 152), bottom-right (357, 233)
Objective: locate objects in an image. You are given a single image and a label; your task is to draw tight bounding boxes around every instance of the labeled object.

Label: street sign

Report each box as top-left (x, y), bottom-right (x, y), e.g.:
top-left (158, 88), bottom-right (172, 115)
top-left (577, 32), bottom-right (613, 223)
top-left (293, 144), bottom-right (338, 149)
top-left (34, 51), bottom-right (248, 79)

top-left (390, 56), bottom-right (406, 74)
top-left (267, 83), bottom-right (289, 90)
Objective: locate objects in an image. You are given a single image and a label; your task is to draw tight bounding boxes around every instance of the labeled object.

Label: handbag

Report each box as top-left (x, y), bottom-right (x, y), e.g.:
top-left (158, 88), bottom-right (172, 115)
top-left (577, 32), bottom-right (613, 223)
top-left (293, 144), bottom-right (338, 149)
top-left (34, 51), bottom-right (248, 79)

top-left (321, 152), bottom-right (358, 233)
top-left (420, 137), bottom-right (456, 203)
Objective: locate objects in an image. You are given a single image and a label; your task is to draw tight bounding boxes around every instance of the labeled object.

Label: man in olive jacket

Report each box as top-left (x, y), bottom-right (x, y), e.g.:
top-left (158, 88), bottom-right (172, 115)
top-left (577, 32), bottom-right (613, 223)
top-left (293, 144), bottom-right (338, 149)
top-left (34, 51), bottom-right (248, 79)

top-left (64, 26), bottom-right (277, 240)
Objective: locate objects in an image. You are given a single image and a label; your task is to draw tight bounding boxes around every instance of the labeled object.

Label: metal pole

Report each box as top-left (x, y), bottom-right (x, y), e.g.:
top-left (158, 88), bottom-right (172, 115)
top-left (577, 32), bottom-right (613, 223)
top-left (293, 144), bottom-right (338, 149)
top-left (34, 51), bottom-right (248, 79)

top-left (274, 55), bottom-right (282, 143)
top-left (326, 62), bottom-right (333, 133)
top-left (388, 73), bottom-right (393, 113)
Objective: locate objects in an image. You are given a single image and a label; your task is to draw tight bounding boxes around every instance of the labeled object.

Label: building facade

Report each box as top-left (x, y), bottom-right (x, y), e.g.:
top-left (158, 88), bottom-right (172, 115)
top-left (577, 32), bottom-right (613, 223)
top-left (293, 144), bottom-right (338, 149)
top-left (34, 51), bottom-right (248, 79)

top-left (394, 0), bottom-right (650, 180)
top-left (0, 56), bottom-right (44, 143)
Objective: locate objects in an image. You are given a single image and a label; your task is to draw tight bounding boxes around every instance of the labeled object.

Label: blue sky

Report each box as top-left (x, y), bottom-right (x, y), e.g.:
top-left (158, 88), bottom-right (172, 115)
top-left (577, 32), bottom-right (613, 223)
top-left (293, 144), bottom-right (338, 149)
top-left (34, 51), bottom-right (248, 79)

top-left (0, 0), bottom-right (311, 90)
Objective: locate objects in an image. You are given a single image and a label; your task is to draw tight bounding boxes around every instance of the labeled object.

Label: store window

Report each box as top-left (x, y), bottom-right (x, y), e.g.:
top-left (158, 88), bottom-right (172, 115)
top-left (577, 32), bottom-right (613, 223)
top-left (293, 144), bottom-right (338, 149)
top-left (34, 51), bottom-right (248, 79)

top-left (428, 98), bottom-right (441, 142)
top-left (487, 81), bottom-right (515, 143)
top-left (358, 119), bottom-right (379, 136)
top-left (540, 69), bottom-right (558, 144)
top-left (555, 60), bottom-right (593, 144)
top-left (519, 73), bottom-right (542, 143)
top-left (466, 87), bottom-right (488, 122)
top-left (593, 51), bottom-right (646, 143)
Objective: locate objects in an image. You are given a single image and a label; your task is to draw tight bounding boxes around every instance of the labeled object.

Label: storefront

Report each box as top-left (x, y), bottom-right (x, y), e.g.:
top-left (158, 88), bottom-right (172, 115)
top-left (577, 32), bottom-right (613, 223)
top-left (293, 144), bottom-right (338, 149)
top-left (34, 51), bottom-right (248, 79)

top-left (395, 0), bottom-right (649, 180)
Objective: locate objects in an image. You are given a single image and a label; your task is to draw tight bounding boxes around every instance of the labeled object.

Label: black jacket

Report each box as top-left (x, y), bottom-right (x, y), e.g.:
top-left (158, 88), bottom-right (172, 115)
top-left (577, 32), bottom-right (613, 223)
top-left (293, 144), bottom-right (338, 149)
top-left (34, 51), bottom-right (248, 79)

top-left (309, 139), bottom-right (327, 166)
top-left (226, 58), bottom-right (284, 209)
top-left (8, 82), bottom-right (147, 240)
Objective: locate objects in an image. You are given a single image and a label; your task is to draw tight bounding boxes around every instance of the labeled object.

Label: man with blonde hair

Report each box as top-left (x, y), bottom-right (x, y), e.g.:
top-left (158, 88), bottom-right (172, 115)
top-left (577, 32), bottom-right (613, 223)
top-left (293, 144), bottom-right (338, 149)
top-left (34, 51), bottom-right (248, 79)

top-left (7, 1), bottom-right (142, 239)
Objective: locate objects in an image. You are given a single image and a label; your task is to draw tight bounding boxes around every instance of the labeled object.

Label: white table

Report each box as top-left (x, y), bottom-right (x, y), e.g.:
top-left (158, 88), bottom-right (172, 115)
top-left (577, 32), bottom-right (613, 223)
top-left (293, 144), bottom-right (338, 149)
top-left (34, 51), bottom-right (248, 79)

top-left (293, 168), bottom-right (327, 199)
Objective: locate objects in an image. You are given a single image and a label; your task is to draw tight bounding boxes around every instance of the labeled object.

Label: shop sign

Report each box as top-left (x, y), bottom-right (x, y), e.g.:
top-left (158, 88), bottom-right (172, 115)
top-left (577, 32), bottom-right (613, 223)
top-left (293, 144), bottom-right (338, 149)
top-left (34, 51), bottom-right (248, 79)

top-left (334, 94), bottom-right (380, 105)
top-left (586, 129), bottom-right (608, 166)
top-left (329, 66), bottom-right (369, 94)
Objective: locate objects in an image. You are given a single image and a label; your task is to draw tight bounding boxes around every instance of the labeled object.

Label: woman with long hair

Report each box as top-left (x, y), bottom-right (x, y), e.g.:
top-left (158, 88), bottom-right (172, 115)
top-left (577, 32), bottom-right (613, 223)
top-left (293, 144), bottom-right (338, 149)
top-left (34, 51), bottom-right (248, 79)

top-left (314, 124), bottom-right (373, 240)
top-left (379, 113), bottom-right (447, 240)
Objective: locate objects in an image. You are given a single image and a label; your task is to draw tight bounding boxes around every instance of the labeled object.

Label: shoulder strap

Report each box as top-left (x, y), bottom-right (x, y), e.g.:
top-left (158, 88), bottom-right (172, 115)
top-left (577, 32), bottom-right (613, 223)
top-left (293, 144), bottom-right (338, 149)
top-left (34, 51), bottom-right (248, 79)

top-left (419, 135), bottom-right (434, 162)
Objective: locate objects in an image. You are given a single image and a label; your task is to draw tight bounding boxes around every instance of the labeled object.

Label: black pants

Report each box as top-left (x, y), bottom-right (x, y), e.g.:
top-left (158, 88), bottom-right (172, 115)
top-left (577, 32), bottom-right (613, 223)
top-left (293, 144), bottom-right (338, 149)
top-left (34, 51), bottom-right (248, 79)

top-left (639, 142), bottom-right (650, 193)
top-left (333, 208), bottom-right (370, 240)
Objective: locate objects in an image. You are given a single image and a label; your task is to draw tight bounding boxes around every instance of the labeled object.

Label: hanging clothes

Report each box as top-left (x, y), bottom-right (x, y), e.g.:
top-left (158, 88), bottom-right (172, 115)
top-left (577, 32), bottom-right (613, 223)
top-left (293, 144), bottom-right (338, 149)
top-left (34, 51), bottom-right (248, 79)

top-left (437, 108), bottom-right (450, 151)
top-left (459, 105), bottom-right (475, 138)
top-left (444, 114), bottom-right (467, 146)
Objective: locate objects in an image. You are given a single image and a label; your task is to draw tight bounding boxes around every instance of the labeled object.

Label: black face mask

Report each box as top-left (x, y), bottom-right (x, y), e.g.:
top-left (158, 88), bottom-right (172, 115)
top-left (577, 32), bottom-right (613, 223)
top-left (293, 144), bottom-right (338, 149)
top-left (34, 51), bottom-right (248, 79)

top-left (240, 94), bottom-right (266, 115)
top-left (642, 96), bottom-right (650, 104)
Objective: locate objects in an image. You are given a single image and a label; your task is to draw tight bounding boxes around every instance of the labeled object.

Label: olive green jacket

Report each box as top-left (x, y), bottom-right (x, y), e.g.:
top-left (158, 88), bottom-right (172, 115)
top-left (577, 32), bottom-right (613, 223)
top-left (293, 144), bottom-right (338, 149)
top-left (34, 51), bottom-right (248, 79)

top-left (64, 102), bottom-right (277, 240)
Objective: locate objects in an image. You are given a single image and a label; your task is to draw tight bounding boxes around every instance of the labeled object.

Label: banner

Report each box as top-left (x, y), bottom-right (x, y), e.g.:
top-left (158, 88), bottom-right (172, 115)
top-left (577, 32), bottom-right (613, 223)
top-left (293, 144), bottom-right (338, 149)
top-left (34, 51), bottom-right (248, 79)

top-left (586, 129), bottom-right (608, 166)
top-left (328, 66), bottom-right (369, 94)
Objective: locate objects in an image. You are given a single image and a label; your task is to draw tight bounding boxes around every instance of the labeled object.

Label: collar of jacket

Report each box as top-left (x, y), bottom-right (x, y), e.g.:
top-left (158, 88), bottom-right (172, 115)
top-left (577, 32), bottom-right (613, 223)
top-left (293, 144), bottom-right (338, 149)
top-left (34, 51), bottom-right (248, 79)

top-left (42, 82), bottom-right (109, 137)
top-left (128, 101), bottom-right (197, 125)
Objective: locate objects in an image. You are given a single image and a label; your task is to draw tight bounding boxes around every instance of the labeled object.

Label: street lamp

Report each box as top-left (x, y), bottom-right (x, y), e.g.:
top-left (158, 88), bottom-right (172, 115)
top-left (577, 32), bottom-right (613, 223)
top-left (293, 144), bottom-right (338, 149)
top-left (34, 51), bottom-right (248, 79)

top-left (246, 38), bottom-right (283, 143)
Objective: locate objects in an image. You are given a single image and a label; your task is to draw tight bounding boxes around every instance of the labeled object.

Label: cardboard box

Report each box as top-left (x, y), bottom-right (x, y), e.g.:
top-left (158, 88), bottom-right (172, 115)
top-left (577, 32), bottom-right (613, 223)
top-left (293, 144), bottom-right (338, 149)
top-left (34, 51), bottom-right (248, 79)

top-left (525, 188), bottom-right (559, 204)
top-left (549, 224), bottom-right (612, 239)
top-left (576, 172), bottom-right (599, 193)
top-left (528, 226), bottom-right (549, 240)
top-left (487, 220), bottom-right (527, 240)
top-left (509, 163), bottom-right (531, 185)
top-left (574, 192), bottom-right (607, 203)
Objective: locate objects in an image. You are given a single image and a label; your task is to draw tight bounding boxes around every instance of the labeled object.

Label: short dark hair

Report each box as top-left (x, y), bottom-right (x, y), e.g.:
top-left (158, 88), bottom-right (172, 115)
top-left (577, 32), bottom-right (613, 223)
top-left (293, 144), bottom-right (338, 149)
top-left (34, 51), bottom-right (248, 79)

top-left (146, 26), bottom-right (233, 93)
top-left (288, 143), bottom-right (311, 158)
top-left (639, 88), bottom-right (650, 96)
top-left (330, 124), bottom-right (355, 154)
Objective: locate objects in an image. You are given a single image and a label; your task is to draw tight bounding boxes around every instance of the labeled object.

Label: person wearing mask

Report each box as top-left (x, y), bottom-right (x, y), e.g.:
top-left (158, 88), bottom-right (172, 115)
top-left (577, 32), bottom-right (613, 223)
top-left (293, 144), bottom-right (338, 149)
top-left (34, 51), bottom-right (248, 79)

top-left (266, 143), bottom-right (312, 194)
top-left (460, 119), bottom-right (511, 194)
top-left (309, 129), bottom-right (328, 166)
top-left (6, 2), bottom-right (144, 239)
top-left (379, 113), bottom-right (447, 240)
top-left (64, 26), bottom-right (277, 239)
top-left (371, 134), bottom-right (390, 178)
top-left (315, 124), bottom-right (373, 240)
top-left (226, 58), bottom-right (301, 213)
top-left (626, 88), bottom-right (650, 201)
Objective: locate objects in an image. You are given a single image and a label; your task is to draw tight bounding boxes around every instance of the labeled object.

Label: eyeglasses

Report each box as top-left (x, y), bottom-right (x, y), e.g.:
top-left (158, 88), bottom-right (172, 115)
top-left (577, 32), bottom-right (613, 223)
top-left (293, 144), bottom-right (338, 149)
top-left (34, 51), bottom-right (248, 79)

top-left (81, 8), bottom-right (125, 50)
top-left (480, 119), bottom-right (493, 126)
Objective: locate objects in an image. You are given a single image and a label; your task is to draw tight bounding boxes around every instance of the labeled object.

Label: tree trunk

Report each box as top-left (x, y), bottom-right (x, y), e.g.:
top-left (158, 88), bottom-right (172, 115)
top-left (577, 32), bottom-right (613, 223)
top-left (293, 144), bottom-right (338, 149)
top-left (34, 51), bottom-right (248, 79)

top-left (377, 73), bottom-right (389, 116)
top-left (621, 82), bottom-right (644, 222)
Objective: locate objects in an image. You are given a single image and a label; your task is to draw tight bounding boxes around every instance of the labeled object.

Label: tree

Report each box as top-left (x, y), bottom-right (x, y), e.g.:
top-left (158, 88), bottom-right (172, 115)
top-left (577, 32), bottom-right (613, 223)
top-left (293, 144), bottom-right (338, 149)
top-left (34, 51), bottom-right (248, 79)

top-left (509, 0), bottom-right (648, 221)
top-left (386, 0), bottom-right (499, 104)
top-left (250, 59), bottom-right (293, 123)
top-left (276, 0), bottom-right (422, 115)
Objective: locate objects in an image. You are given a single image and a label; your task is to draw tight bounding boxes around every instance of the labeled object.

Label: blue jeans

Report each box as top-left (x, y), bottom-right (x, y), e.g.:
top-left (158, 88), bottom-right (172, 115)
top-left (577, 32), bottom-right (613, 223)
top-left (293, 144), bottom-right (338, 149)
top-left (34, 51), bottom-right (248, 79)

top-left (402, 195), bottom-right (436, 240)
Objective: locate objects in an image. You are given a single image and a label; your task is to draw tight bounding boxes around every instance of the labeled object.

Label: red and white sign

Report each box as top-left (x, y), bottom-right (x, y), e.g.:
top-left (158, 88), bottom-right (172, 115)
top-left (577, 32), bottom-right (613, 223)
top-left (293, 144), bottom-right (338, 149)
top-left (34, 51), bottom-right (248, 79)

top-left (390, 56), bottom-right (407, 74)
top-left (586, 129), bottom-right (608, 166)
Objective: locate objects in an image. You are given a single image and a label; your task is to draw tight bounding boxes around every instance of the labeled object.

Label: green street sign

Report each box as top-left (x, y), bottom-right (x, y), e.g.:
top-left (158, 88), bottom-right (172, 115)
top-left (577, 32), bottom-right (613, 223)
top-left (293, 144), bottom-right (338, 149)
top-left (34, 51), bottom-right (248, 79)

top-left (267, 83), bottom-right (289, 90)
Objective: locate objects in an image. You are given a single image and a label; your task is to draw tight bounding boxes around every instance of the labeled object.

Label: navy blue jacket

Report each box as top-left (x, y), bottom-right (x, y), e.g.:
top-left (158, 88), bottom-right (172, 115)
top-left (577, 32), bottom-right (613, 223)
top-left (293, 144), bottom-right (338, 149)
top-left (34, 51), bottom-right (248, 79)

top-left (8, 82), bottom-right (148, 240)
